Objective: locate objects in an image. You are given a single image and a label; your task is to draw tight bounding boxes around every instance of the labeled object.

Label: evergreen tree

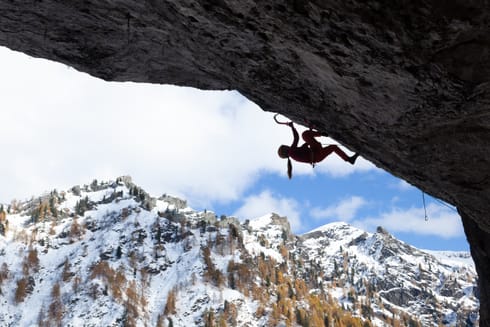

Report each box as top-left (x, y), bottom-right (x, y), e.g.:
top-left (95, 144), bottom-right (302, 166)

top-left (115, 245), bottom-right (123, 260)
top-left (49, 196), bottom-right (58, 219)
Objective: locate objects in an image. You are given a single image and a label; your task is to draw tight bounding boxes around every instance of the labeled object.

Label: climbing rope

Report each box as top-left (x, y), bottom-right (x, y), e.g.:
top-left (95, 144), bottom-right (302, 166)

top-left (421, 191), bottom-right (460, 221)
top-left (432, 197), bottom-right (458, 212)
top-left (422, 191), bottom-right (428, 221)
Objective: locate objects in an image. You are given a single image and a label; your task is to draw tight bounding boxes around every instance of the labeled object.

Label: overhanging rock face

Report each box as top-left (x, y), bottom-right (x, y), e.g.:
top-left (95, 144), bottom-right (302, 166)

top-left (1, 0), bottom-right (490, 323)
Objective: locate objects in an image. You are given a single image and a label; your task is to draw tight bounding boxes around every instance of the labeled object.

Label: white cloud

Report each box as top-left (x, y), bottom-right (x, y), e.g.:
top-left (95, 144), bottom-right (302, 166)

top-left (352, 203), bottom-right (463, 238)
top-left (392, 180), bottom-right (415, 191)
top-left (310, 196), bottom-right (367, 222)
top-left (0, 46), bottom-right (376, 207)
top-left (315, 154), bottom-right (376, 177)
top-left (233, 190), bottom-right (302, 232)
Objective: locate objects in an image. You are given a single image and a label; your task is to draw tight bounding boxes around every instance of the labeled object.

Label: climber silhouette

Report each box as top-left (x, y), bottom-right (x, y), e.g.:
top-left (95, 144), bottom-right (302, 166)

top-left (275, 115), bottom-right (359, 179)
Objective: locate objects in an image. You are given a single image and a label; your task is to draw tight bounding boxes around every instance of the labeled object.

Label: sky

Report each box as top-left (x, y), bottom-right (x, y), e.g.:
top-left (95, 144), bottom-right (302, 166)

top-left (0, 46), bottom-right (468, 251)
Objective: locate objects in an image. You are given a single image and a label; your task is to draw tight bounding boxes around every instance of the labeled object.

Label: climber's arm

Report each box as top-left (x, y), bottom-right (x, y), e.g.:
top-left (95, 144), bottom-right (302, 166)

top-left (289, 123), bottom-right (299, 148)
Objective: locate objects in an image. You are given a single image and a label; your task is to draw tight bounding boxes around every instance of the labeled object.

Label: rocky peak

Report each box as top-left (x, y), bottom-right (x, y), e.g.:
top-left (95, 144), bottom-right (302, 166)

top-left (376, 226), bottom-right (390, 235)
top-left (159, 194), bottom-right (187, 211)
top-left (269, 213), bottom-right (292, 237)
top-left (299, 222), bottom-right (478, 326)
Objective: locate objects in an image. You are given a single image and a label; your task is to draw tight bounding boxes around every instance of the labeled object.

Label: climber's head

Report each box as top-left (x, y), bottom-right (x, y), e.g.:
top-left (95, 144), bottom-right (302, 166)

top-left (277, 145), bottom-right (290, 159)
top-left (277, 145), bottom-right (293, 179)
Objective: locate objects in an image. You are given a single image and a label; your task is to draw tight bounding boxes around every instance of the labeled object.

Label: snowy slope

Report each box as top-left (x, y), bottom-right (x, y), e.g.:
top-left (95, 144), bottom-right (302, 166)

top-left (0, 177), bottom-right (479, 327)
top-left (301, 223), bottom-right (479, 326)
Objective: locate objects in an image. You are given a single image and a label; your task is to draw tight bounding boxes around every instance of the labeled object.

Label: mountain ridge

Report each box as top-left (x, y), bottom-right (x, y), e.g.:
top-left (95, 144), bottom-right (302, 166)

top-left (0, 177), bottom-right (479, 326)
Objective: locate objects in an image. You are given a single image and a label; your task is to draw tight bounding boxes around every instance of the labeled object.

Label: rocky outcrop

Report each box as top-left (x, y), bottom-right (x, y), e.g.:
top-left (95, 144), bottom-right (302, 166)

top-left (299, 221), bottom-right (478, 325)
top-left (1, 0), bottom-right (489, 321)
top-left (159, 195), bottom-right (188, 211)
top-left (269, 213), bottom-right (293, 239)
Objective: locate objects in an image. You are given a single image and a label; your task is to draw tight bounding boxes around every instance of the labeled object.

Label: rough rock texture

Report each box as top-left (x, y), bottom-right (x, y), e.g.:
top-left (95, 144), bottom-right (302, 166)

top-left (462, 209), bottom-right (490, 326)
top-left (1, 0), bottom-right (490, 322)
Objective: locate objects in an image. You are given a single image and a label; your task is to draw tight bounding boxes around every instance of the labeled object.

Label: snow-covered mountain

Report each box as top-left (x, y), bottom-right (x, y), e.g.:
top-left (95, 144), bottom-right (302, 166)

top-left (0, 177), bottom-right (479, 326)
top-left (300, 224), bottom-right (478, 326)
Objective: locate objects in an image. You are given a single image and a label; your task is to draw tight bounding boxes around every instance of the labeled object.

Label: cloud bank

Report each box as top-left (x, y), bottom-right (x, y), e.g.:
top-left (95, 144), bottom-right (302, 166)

top-left (309, 195), bottom-right (462, 239)
top-left (352, 203), bottom-right (463, 238)
top-left (0, 47), bottom-right (375, 206)
top-left (310, 196), bottom-right (368, 222)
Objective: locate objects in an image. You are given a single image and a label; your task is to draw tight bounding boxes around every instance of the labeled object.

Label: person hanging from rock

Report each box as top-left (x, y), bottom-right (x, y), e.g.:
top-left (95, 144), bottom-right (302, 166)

top-left (275, 114), bottom-right (359, 179)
